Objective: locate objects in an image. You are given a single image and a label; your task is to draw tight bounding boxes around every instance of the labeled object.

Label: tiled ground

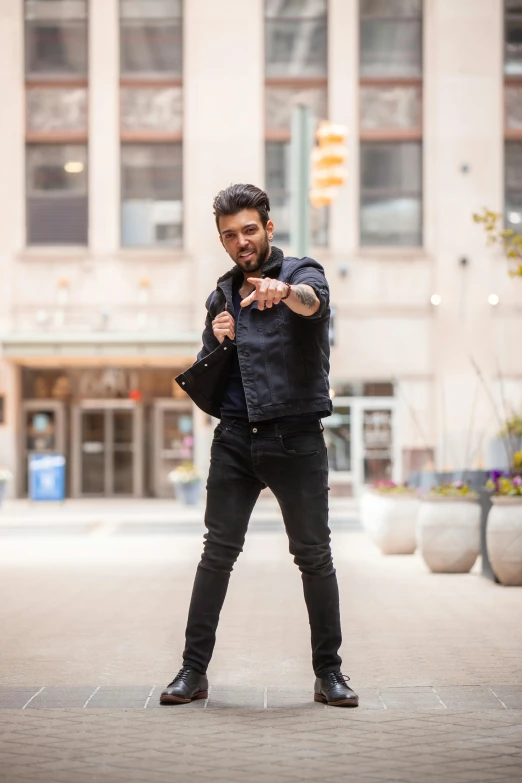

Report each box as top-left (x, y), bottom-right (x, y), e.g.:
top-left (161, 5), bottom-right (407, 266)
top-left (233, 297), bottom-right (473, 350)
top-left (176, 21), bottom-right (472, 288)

top-left (0, 519), bottom-right (521, 782)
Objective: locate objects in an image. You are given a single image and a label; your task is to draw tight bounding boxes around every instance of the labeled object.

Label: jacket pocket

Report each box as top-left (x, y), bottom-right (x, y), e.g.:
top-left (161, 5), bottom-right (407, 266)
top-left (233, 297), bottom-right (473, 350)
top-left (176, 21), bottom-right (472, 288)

top-left (253, 306), bottom-right (284, 335)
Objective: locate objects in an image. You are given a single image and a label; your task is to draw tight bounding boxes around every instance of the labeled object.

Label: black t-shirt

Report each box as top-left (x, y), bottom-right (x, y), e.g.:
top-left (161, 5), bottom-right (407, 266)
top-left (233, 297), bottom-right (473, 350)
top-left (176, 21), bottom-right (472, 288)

top-left (220, 280), bottom-right (249, 419)
top-left (220, 278), bottom-right (328, 422)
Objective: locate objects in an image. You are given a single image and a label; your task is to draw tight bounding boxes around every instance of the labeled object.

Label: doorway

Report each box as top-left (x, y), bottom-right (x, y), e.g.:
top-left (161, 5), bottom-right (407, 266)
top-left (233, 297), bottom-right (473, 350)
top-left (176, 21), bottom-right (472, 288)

top-left (72, 401), bottom-right (143, 497)
top-left (324, 397), bottom-right (400, 496)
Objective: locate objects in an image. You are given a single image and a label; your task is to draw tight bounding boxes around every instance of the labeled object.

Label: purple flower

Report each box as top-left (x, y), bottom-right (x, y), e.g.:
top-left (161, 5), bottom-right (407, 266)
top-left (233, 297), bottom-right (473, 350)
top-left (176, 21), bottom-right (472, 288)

top-left (514, 476), bottom-right (522, 487)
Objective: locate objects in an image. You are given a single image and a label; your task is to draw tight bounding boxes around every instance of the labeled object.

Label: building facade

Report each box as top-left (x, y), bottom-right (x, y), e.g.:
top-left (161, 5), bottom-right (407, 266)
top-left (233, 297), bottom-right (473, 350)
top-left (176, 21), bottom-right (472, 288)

top-left (0, 0), bottom-right (521, 499)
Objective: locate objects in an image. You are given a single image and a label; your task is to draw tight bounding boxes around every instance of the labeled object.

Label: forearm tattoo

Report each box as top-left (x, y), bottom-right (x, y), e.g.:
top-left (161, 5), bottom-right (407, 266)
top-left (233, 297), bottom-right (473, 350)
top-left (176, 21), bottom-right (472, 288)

top-left (293, 285), bottom-right (317, 309)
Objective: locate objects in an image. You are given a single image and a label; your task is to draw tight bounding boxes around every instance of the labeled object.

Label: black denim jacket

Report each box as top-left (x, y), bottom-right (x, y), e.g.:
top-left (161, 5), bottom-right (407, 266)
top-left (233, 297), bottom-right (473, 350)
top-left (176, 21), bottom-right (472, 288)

top-left (175, 246), bottom-right (333, 422)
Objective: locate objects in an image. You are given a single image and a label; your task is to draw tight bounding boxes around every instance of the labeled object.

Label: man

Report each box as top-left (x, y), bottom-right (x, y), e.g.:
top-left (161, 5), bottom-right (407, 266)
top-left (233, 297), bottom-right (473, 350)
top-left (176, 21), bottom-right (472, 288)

top-left (160, 184), bottom-right (358, 708)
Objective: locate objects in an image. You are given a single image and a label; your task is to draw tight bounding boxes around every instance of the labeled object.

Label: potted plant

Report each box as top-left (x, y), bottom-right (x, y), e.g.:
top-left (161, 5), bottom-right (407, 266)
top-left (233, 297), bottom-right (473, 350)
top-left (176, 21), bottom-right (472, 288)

top-left (417, 482), bottom-right (481, 573)
top-left (360, 481), bottom-right (420, 555)
top-left (168, 463), bottom-right (202, 506)
top-left (0, 468), bottom-right (13, 507)
top-left (485, 473), bottom-right (522, 586)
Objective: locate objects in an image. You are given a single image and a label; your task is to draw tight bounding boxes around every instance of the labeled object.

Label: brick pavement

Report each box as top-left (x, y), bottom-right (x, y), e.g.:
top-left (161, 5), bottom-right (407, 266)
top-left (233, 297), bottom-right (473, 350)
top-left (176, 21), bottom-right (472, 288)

top-left (0, 521), bottom-right (521, 782)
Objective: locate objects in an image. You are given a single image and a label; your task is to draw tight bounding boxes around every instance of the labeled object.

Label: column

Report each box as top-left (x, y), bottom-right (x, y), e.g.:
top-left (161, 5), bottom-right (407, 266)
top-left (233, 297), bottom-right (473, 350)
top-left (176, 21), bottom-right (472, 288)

top-left (183, 0), bottom-right (265, 294)
top-left (89, 0), bottom-right (120, 255)
top-left (328, 0), bottom-right (359, 256)
top-left (424, 0), bottom-right (503, 469)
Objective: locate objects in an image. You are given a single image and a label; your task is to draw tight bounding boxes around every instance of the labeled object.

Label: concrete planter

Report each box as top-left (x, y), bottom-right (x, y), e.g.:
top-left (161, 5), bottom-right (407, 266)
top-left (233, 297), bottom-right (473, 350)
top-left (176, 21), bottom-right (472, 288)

top-left (360, 490), bottom-right (420, 554)
top-left (487, 497), bottom-right (522, 586)
top-left (417, 496), bottom-right (481, 573)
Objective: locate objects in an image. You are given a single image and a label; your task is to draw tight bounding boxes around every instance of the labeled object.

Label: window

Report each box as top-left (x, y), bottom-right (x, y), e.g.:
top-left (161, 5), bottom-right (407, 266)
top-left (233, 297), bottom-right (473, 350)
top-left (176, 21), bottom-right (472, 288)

top-left (121, 144), bottom-right (182, 246)
top-left (120, 0), bottom-right (183, 247)
top-left (27, 144), bottom-right (88, 244)
top-left (25, 0), bottom-right (88, 77)
top-left (120, 0), bottom-right (182, 77)
top-left (264, 0), bottom-right (328, 246)
top-left (24, 0), bottom-right (88, 245)
top-left (506, 2), bottom-right (522, 230)
top-left (359, 0), bottom-right (423, 247)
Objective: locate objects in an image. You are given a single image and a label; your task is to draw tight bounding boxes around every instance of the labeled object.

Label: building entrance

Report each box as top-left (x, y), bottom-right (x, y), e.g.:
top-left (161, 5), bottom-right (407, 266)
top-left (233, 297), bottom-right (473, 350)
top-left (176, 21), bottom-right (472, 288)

top-left (71, 401), bottom-right (144, 497)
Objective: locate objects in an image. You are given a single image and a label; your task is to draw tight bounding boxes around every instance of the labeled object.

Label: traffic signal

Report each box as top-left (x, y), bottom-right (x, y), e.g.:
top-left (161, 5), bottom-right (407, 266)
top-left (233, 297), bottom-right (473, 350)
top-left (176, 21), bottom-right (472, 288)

top-left (310, 121), bottom-right (348, 208)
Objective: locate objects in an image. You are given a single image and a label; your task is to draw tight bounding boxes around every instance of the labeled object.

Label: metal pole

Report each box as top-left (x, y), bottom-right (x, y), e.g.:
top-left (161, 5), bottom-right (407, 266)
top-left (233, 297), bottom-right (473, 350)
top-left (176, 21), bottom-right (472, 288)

top-left (290, 103), bottom-right (311, 258)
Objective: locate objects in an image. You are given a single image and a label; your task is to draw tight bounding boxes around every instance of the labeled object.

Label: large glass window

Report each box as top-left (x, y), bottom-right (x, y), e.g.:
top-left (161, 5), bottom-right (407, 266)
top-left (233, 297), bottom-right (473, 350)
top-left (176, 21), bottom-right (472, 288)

top-left (27, 144), bottom-right (88, 245)
top-left (264, 0), bottom-right (328, 247)
top-left (505, 4), bottom-right (522, 229)
top-left (360, 0), bottom-right (422, 78)
top-left (121, 144), bottom-right (182, 247)
top-left (359, 0), bottom-right (423, 247)
top-left (120, 0), bottom-right (182, 77)
top-left (25, 1), bottom-right (89, 246)
top-left (120, 1), bottom-right (183, 247)
top-left (360, 142), bottom-right (422, 246)
top-left (25, 0), bottom-right (88, 77)
top-left (506, 0), bottom-right (522, 76)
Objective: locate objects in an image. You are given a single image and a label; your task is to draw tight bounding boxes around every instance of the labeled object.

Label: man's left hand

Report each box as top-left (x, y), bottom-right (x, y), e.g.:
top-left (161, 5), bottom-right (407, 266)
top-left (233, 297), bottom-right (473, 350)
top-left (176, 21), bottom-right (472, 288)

top-left (240, 277), bottom-right (288, 311)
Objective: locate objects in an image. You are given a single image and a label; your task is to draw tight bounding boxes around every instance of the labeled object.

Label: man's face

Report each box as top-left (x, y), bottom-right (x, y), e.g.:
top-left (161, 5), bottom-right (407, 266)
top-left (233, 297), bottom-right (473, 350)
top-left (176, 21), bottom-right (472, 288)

top-left (218, 209), bottom-right (274, 274)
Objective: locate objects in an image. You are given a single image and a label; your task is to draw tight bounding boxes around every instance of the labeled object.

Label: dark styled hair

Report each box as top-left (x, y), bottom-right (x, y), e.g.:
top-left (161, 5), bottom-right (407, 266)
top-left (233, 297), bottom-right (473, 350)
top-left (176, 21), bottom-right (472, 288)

top-left (213, 183), bottom-right (271, 231)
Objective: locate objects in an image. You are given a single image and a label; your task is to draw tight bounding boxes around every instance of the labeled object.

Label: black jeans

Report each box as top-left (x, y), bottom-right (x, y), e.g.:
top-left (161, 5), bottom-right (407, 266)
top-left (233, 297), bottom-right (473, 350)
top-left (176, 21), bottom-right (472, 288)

top-left (182, 418), bottom-right (342, 676)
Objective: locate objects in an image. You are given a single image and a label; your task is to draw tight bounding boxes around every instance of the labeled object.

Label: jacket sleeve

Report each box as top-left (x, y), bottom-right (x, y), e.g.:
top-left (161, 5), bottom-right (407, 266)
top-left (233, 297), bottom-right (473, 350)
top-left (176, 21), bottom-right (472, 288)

top-left (196, 293), bottom-right (220, 362)
top-left (288, 259), bottom-right (330, 319)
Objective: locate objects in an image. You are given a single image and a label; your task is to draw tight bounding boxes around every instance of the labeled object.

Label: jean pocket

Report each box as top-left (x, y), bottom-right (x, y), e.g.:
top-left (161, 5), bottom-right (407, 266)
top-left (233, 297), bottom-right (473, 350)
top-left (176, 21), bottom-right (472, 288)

top-left (279, 432), bottom-right (322, 457)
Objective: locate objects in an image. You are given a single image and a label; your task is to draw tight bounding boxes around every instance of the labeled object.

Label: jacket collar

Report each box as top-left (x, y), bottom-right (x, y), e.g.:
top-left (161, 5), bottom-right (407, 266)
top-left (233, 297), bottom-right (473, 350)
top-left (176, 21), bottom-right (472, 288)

top-left (216, 245), bottom-right (285, 288)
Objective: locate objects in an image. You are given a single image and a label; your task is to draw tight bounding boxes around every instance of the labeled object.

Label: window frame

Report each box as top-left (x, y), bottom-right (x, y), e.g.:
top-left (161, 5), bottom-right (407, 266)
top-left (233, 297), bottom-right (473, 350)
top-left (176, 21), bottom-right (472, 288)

top-left (119, 1), bottom-right (184, 248)
top-left (24, 0), bottom-right (89, 246)
top-left (358, 1), bottom-right (423, 248)
top-left (264, 1), bottom-right (329, 247)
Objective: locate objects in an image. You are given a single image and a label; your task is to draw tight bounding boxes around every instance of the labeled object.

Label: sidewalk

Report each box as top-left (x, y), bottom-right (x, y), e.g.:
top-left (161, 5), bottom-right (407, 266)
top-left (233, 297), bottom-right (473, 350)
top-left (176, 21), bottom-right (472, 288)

top-left (0, 515), bottom-right (521, 782)
top-left (0, 496), bottom-right (360, 529)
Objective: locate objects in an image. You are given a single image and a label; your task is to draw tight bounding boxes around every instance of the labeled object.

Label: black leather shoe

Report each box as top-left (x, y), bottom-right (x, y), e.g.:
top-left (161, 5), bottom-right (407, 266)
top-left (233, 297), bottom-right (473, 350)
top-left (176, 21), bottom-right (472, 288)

top-left (314, 671), bottom-right (359, 707)
top-left (160, 666), bottom-right (209, 705)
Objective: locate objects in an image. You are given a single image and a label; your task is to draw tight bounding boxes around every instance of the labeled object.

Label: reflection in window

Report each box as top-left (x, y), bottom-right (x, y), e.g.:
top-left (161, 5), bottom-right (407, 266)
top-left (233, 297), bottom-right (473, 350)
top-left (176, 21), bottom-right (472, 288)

top-left (363, 409), bottom-right (393, 483)
top-left (505, 143), bottom-right (522, 232)
top-left (121, 143), bottom-right (182, 247)
top-left (266, 141), bottom-right (328, 246)
top-left (359, 0), bottom-right (422, 78)
top-left (506, 85), bottom-right (522, 132)
top-left (120, 0), bottom-right (182, 76)
top-left (506, 0), bottom-right (522, 75)
top-left (26, 144), bottom-right (88, 245)
top-left (25, 0), bottom-right (88, 76)
top-left (266, 18), bottom-right (327, 78)
top-left (324, 407), bottom-right (351, 472)
top-left (360, 142), bottom-right (422, 246)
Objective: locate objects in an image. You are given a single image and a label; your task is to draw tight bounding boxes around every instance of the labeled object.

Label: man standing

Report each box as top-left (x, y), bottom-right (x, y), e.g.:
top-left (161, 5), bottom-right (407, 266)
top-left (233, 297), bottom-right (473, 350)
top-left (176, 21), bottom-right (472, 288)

top-left (160, 184), bottom-right (358, 708)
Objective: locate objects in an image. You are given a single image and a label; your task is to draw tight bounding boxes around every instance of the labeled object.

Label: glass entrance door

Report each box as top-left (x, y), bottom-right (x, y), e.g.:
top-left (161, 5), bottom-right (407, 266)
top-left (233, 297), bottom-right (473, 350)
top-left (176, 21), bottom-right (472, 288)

top-left (73, 402), bottom-right (143, 497)
top-left (328, 397), bottom-right (399, 496)
top-left (20, 400), bottom-right (66, 496)
top-left (151, 400), bottom-right (193, 497)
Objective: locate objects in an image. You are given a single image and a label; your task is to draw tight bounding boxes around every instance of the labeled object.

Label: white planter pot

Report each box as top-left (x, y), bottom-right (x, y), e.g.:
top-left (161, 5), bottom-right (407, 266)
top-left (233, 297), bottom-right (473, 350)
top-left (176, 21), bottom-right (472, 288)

top-left (360, 490), bottom-right (420, 554)
top-left (417, 496), bottom-right (481, 573)
top-left (487, 497), bottom-right (522, 586)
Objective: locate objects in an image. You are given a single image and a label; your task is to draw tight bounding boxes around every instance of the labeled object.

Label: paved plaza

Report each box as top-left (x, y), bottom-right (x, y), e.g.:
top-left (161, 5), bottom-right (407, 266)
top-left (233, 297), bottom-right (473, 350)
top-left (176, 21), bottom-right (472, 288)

top-left (0, 499), bottom-right (521, 782)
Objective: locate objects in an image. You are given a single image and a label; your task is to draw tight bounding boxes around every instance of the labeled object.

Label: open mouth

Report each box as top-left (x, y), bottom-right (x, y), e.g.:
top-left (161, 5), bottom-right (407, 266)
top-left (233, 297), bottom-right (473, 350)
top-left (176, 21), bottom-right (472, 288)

top-left (238, 251), bottom-right (255, 262)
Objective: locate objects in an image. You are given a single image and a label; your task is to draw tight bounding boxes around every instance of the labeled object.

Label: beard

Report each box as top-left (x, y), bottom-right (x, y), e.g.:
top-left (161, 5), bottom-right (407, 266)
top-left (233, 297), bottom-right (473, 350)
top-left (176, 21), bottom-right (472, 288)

top-left (235, 232), bottom-right (271, 273)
